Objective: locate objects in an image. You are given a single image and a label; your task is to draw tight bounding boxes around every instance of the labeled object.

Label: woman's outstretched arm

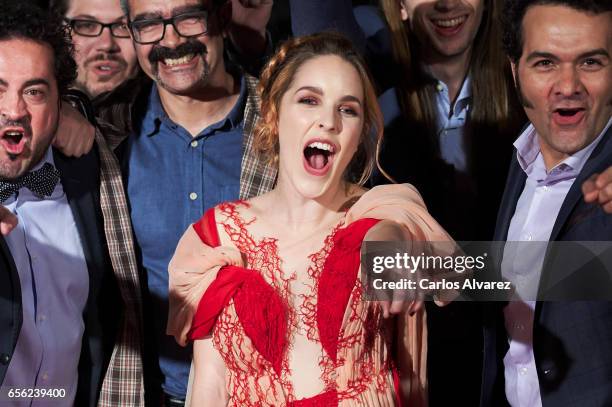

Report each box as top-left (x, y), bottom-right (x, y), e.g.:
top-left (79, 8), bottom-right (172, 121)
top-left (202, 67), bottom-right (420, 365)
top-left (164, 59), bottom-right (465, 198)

top-left (190, 338), bottom-right (229, 407)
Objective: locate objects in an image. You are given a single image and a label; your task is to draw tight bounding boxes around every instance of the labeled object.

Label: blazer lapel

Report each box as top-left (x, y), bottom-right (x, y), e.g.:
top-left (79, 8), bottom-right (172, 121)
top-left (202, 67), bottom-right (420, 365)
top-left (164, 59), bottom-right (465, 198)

top-left (537, 127), bottom-right (611, 297)
top-left (494, 155), bottom-right (526, 242)
top-left (0, 236), bottom-right (22, 353)
top-left (491, 155), bottom-right (527, 279)
top-left (52, 148), bottom-right (105, 292)
top-left (549, 127), bottom-right (612, 242)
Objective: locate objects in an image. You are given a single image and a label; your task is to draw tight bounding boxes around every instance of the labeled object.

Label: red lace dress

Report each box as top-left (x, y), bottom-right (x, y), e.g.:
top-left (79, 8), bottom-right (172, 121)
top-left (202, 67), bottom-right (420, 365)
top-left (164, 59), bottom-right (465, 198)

top-left (188, 201), bottom-right (402, 406)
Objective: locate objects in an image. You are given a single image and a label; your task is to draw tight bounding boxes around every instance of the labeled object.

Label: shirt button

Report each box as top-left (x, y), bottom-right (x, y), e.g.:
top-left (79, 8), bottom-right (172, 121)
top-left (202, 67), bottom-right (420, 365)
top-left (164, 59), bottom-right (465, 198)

top-left (526, 234), bottom-right (533, 241)
top-left (519, 367), bottom-right (528, 375)
top-left (189, 192), bottom-right (198, 201)
top-left (42, 372), bottom-right (49, 380)
top-left (38, 314), bottom-right (46, 322)
top-left (436, 83), bottom-right (444, 92)
top-left (0, 353), bottom-right (10, 365)
top-left (543, 186), bottom-right (549, 192)
top-left (190, 140), bottom-right (198, 148)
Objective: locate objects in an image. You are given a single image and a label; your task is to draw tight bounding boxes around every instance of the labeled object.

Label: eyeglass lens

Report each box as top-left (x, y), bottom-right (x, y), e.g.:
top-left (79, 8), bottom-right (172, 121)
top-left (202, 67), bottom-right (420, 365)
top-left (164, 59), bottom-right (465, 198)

top-left (131, 12), bottom-right (208, 44)
top-left (71, 20), bottom-right (130, 38)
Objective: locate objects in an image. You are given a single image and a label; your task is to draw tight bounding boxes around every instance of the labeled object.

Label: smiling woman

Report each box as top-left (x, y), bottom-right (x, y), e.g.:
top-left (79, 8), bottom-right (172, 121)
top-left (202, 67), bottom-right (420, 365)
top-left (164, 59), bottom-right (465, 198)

top-left (167, 32), bottom-right (455, 407)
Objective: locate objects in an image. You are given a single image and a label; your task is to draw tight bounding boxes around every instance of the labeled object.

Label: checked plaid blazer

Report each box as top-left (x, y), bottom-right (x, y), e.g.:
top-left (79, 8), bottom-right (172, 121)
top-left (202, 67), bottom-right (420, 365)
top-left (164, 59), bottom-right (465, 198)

top-left (93, 71), bottom-right (277, 406)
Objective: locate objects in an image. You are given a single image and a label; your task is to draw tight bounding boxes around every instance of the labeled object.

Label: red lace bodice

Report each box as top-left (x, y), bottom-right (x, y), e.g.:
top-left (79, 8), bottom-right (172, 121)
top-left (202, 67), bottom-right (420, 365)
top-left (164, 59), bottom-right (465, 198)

top-left (190, 201), bottom-right (401, 406)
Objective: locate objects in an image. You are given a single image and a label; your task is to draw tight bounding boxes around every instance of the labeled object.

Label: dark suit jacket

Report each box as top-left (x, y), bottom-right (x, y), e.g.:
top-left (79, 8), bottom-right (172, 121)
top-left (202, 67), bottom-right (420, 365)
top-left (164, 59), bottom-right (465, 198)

top-left (0, 147), bottom-right (121, 407)
top-left (482, 126), bottom-right (612, 407)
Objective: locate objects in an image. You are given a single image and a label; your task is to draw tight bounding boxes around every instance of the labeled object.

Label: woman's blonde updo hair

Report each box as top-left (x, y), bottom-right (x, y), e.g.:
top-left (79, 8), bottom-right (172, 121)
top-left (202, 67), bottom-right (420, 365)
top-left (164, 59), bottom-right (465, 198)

top-left (254, 32), bottom-right (384, 186)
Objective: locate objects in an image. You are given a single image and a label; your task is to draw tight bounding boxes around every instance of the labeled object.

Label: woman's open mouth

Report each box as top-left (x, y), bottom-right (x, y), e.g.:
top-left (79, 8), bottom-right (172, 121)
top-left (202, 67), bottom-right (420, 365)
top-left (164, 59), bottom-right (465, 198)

top-left (303, 140), bottom-right (337, 176)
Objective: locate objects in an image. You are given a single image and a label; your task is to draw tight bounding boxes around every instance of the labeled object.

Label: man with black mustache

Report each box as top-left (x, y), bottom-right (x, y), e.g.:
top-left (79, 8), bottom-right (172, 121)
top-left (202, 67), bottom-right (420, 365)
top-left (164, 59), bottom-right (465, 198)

top-left (88, 0), bottom-right (275, 405)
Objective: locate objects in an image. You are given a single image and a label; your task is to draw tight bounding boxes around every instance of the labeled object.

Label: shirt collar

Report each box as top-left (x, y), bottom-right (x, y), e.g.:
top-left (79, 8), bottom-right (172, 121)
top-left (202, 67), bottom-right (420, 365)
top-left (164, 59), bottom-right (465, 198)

top-left (2, 147), bottom-right (60, 205)
top-left (32, 147), bottom-right (56, 171)
top-left (515, 116), bottom-right (612, 181)
top-left (143, 71), bottom-right (247, 138)
top-left (434, 75), bottom-right (472, 113)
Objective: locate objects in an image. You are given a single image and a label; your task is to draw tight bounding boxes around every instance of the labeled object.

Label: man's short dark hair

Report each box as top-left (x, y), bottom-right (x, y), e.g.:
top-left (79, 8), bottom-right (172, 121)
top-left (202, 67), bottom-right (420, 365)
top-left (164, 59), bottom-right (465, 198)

top-left (49, 0), bottom-right (69, 17)
top-left (502, 0), bottom-right (612, 63)
top-left (0, 1), bottom-right (77, 95)
top-left (119, 0), bottom-right (228, 18)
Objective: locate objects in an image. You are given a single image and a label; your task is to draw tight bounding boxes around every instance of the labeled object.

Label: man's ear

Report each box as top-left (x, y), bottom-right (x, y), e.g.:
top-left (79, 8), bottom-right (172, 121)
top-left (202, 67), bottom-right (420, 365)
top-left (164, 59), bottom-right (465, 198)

top-left (399, 0), bottom-right (409, 22)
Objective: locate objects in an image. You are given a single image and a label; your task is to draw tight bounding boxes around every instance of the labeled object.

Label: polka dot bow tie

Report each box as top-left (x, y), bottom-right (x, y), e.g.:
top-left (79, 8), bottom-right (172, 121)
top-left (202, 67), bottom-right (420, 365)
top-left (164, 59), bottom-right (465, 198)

top-left (0, 163), bottom-right (61, 203)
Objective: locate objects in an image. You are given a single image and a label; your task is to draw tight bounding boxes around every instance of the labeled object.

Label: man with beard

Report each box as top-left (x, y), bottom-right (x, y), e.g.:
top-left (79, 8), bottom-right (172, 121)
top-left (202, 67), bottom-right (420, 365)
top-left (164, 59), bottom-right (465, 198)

top-left (50, 0), bottom-right (140, 99)
top-left (90, 0), bottom-right (275, 405)
top-left (482, 1), bottom-right (612, 405)
top-left (0, 3), bottom-right (125, 406)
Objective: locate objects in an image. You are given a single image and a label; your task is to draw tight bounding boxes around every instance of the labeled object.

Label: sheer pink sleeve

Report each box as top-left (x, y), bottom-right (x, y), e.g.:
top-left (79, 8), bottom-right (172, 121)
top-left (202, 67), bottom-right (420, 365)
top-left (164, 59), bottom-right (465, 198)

top-left (167, 208), bottom-right (244, 347)
top-left (345, 183), bottom-right (452, 242)
top-left (346, 183), bottom-right (457, 406)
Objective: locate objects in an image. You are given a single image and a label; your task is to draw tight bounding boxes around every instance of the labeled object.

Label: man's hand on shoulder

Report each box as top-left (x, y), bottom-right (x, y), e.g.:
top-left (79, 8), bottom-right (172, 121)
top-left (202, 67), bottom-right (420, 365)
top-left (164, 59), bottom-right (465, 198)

top-left (53, 102), bottom-right (95, 157)
top-left (582, 166), bottom-right (612, 214)
top-left (0, 205), bottom-right (17, 236)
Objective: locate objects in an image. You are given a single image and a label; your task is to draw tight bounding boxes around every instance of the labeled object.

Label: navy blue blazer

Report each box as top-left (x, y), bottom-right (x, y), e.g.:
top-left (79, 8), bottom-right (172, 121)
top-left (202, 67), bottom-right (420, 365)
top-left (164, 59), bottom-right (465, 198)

top-left (0, 147), bottom-right (121, 407)
top-left (482, 125), bottom-right (612, 407)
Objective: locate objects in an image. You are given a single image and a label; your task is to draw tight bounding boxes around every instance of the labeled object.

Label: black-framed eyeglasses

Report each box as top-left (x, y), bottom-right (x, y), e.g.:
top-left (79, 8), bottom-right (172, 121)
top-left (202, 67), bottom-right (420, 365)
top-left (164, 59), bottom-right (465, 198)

top-left (65, 19), bottom-right (131, 38)
top-left (128, 11), bottom-right (210, 45)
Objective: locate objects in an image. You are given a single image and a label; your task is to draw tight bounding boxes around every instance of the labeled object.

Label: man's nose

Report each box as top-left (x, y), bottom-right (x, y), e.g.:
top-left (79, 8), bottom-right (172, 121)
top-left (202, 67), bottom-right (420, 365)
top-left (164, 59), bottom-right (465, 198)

top-left (159, 23), bottom-right (181, 49)
top-left (434, 0), bottom-right (461, 12)
top-left (96, 26), bottom-right (120, 52)
top-left (554, 65), bottom-right (584, 98)
top-left (0, 92), bottom-right (27, 122)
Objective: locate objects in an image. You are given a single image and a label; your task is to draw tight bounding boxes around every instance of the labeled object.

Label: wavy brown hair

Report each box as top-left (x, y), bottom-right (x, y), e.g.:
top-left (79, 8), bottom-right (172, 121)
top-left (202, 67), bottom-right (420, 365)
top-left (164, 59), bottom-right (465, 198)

top-left (254, 32), bottom-right (384, 186)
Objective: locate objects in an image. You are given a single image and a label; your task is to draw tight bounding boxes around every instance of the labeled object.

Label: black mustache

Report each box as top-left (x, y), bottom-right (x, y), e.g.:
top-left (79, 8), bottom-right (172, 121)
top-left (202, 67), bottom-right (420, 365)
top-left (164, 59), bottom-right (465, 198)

top-left (148, 40), bottom-right (206, 64)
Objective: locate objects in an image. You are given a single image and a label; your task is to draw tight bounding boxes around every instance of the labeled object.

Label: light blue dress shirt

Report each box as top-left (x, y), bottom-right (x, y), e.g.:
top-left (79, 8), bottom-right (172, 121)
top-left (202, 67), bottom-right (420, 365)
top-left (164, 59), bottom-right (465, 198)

top-left (434, 76), bottom-right (471, 173)
top-left (501, 118), bottom-right (611, 407)
top-left (2, 148), bottom-right (89, 407)
top-left (377, 75), bottom-right (472, 173)
top-left (125, 75), bottom-right (246, 399)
